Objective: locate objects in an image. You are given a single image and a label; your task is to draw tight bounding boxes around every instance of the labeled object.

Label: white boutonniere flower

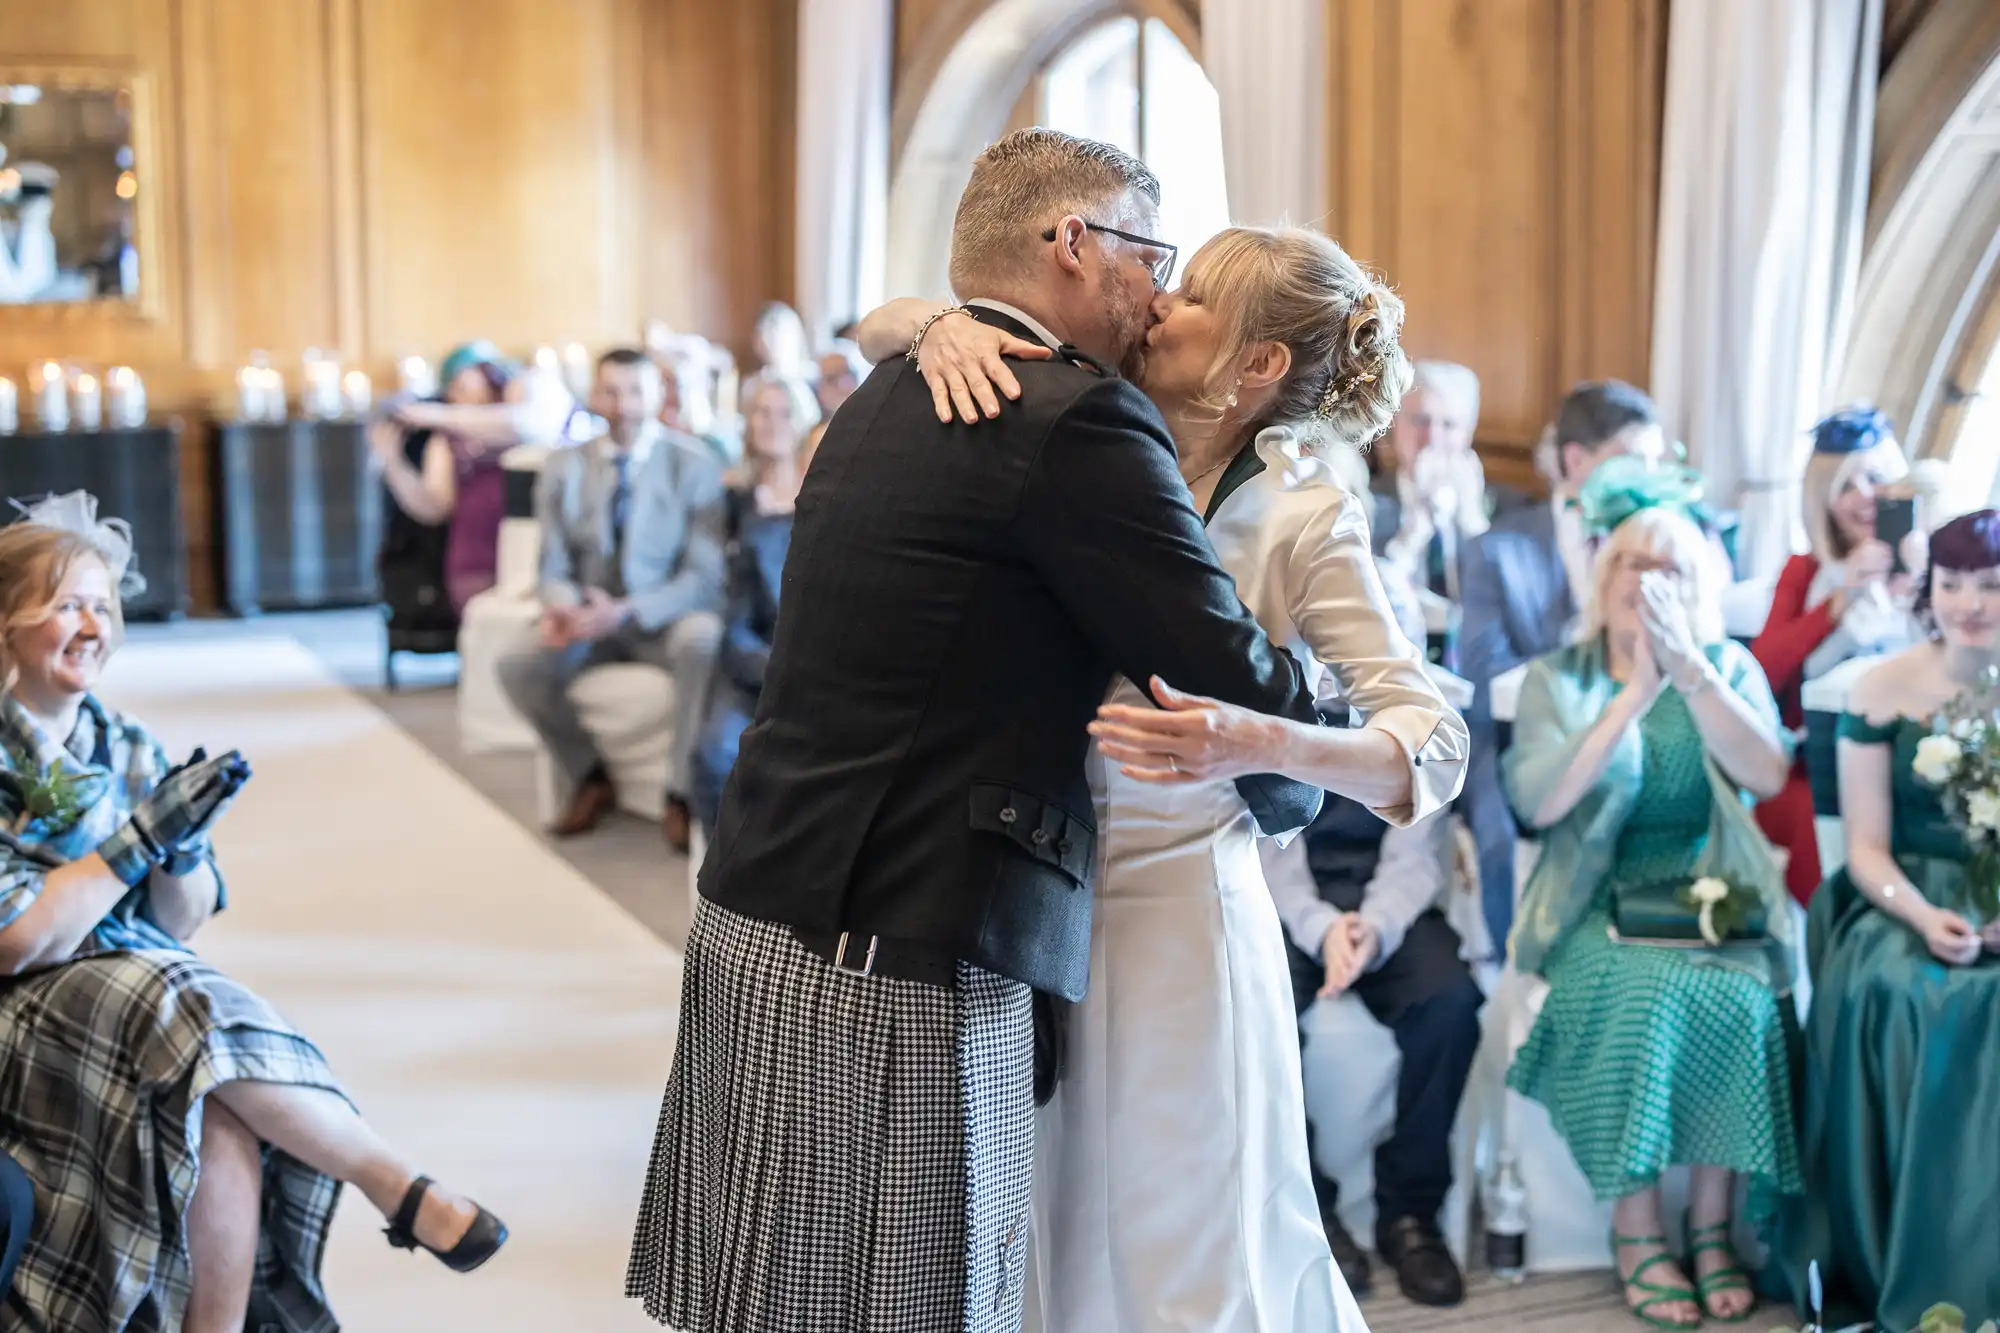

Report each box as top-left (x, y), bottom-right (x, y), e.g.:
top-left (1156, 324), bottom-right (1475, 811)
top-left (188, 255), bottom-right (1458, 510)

top-left (1914, 734), bottom-right (1965, 786)
top-left (1969, 788), bottom-right (2000, 833)
top-left (1688, 876), bottom-right (1733, 947)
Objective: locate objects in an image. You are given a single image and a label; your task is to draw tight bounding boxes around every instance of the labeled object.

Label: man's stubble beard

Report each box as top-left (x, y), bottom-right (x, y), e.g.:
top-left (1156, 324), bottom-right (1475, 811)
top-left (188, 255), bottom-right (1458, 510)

top-left (1099, 261), bottom-right (1150, 382)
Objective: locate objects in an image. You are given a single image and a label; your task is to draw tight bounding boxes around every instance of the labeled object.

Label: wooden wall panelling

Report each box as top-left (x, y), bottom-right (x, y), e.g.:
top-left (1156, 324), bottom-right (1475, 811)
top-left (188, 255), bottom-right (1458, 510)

top-left (356, 0), bottom-right (637, 360)
top-left (0, 0), bottom-right (187, 374)
top-left (1328, 0), bottom-right (1664, 492)
top-left (640, 0), bottom-right (797, 356)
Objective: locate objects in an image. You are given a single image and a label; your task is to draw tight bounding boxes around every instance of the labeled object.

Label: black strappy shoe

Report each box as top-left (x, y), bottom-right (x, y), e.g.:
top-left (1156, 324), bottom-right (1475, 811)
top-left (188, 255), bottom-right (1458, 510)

top-left (383, 1176), bottom-right (508, 1273)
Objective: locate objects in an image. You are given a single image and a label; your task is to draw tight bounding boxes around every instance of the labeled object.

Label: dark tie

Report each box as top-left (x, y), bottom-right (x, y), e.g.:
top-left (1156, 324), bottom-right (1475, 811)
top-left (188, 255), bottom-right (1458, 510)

top-left (610, 453), bottom-right (631, 553)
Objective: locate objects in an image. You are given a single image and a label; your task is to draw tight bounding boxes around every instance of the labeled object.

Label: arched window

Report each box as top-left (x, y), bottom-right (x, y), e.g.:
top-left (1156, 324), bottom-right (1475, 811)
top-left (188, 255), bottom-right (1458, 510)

top-left (1036, 16), bottom-right (1230, 265)
top-left (1831, 4), bottom-right (2000, 497)
top-left (886, 1), bottom-right (1224, 302)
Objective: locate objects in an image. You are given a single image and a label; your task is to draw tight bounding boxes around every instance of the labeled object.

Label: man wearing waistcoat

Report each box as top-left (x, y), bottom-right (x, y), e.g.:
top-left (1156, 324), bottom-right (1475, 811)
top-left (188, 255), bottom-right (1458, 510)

top-left (498, 348), bottom-right (726, 848)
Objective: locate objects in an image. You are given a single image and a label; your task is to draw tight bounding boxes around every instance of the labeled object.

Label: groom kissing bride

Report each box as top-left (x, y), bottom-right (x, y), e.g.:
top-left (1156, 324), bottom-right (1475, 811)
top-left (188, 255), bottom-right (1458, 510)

top-left (626, 127), bottom-right (1467, 1333)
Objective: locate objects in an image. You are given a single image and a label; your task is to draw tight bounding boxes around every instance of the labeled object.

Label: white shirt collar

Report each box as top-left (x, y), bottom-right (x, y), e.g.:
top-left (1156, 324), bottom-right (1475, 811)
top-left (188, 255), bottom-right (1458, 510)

top-left (1551, 493), bottom-right (1591, 604)
top-left (965, 298), bottom-right (1065, 351)
top-left (595, 418), bottom-right (661, 469)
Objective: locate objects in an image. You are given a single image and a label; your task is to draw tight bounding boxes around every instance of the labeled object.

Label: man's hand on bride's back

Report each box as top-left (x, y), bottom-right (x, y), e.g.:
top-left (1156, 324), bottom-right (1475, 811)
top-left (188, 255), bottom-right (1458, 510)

top-left (916, 311), bottom-right (1052, 425)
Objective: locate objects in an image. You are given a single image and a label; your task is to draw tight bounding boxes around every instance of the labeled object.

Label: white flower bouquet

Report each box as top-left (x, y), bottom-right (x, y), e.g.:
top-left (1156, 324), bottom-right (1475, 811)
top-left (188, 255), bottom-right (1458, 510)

top-left (1911, 668), bottom-right (2000, 918)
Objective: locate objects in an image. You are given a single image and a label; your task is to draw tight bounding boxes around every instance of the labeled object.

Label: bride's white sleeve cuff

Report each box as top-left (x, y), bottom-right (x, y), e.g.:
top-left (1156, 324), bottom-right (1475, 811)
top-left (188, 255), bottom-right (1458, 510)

top-left (1364, 703), bottom-right (1468, 828)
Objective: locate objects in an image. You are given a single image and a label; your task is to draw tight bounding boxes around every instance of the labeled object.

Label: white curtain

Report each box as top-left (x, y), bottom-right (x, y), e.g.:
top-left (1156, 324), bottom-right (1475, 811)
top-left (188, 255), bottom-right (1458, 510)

top-left (795, 0), bottom-right (893, 348)
top-left (1201, 0), bottom-right (1326, 228)
top-left (1650, 0), bottom-right (1882, 579)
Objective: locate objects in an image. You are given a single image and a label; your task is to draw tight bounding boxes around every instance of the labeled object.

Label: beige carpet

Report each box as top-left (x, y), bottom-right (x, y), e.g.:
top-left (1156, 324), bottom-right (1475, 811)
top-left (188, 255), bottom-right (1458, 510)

top-left (99, 630), bottom-right (678, 1332)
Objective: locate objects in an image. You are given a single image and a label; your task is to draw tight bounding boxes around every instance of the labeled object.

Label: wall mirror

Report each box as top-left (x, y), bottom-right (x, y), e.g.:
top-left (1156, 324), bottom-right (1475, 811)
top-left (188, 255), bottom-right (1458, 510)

top-left (0, 69), bottom-right (152, 308)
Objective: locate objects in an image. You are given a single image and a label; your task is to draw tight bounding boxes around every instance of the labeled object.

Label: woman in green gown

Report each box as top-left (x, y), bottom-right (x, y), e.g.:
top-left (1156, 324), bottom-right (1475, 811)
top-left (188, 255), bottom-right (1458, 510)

top-left (1505, 482), bottom-right (1801, 1329)
top-left (1780, 509), bottom-right (2000, 1331)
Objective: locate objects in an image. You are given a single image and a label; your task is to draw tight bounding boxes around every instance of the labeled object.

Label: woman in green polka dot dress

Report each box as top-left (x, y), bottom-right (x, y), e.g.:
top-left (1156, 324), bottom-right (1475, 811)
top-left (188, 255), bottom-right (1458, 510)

top-left (1504, 490), bottom-right (1801, 1330)
top-left (1776, 509), bottom-right (2000, 1332)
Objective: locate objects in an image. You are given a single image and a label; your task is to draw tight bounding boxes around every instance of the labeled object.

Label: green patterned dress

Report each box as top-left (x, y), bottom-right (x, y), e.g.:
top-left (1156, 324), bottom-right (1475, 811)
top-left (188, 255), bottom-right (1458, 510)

top-left (1777, 713), bottom-right (2000, 1332)
top-left (1506, 687), bottom-right (1803, 1203)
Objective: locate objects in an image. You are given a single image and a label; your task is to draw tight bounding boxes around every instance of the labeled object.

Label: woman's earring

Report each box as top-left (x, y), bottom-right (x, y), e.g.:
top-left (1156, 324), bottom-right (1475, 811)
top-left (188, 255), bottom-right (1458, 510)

top-left (1225, 380), bottom-right (1240, 410)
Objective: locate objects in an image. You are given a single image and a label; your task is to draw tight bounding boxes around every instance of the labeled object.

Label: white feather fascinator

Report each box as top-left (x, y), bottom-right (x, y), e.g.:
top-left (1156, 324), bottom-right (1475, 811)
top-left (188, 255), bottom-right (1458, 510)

top-left (8, 491), bottom-right (147, 598)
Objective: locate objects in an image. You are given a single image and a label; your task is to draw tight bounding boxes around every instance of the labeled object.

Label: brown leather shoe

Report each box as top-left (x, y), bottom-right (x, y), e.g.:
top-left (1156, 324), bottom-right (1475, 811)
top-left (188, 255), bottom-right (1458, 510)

top-left (663, 797), bottom-right (691, 854)
top-left (550, 774), bottom-right (617, 838)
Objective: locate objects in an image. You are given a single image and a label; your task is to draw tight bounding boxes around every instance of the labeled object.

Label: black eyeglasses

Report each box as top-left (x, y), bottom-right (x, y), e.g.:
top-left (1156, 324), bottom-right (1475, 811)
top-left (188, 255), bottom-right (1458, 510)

top-left (1041, 221), bottom-right (1178, 289)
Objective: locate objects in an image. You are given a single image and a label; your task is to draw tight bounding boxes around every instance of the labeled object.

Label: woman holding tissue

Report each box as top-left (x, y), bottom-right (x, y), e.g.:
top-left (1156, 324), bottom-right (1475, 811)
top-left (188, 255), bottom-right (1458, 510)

top-left (0, 495), bottom-right (505, 1333)
top-left (1503, 460), bottom-right (1798, 1330)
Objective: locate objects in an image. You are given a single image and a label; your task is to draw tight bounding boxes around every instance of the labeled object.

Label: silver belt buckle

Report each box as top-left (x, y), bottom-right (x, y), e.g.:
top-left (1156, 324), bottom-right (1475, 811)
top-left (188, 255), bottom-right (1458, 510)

top-left (832, 931), bottom-right (879, 977)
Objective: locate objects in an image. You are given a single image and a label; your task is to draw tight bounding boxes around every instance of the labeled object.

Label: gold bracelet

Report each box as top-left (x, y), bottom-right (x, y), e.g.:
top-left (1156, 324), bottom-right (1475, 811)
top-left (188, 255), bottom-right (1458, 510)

top-left (906, 306), bottom-right (976, 363)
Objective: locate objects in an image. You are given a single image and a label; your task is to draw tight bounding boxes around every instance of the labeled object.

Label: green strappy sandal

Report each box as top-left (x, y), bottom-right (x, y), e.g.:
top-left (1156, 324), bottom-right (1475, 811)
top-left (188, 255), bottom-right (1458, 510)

top-left (1613, 1231), bottom-right (1704, 1330)
top-left (1686, 1220), bottom-right (1756, 1323)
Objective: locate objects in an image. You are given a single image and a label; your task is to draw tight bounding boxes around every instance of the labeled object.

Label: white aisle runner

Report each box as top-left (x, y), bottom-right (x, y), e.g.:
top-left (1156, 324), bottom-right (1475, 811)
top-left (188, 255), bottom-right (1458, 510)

top-left (99, 633), bottom-right (678, 1332)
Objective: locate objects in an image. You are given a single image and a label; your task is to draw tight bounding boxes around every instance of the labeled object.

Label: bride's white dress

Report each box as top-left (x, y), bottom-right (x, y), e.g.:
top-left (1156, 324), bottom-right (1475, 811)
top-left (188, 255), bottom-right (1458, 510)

top-left (1027, 429), bottom-right (1468, 1333)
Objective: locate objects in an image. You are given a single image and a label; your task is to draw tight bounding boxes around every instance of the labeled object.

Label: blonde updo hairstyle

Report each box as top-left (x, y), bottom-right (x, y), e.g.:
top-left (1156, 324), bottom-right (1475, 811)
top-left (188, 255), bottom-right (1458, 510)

top-left (0, 524), bottom-right (124, 696)
top-left (1184, 226), bottom-right (1414, 453)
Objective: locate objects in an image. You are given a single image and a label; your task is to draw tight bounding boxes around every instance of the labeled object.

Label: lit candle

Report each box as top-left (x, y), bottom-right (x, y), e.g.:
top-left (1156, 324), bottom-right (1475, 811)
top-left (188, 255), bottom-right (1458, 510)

top-left (302, 353), bottom-right (341, 420)
top-left (31, 361), bottom-right (67, 432)
top-left (106, 366), bottom-right (145, 428)
top-left (0, 377), bottom-right (16, 433)
top-left (342, 369), bottom-right (372, 417)
top-left (397, 355), bottom-right (435, 399)
top-left (71, 372), bottom-right (102, 431)
top-left (561, 342), bottom-right (590, 398)
top-left (260, 367), bottom-right (287, 422)
top-left (533, 344), bottom-right (560, 375)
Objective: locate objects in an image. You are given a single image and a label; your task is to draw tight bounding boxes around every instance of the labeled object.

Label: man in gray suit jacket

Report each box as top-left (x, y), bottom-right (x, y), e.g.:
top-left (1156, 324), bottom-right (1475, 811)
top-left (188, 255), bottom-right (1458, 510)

top-left (1457, 380), bottom-right (1666, 953)
top-left (499, 348), bottom-right (727, 846)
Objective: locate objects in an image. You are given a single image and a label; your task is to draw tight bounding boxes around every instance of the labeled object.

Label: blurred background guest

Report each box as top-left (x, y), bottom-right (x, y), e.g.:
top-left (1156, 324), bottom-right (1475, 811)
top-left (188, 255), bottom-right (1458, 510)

top-left (1458, 379), bottom-right (1669, 951)
top-left (1751, 405), bottom-right (1918, 904)
top-left (1505, 491), bottom-right (1796, 1330)
top-left (1374, 359), bottom-right (1491, 606)
top-left (1779, 509), bottom-right (2000, 1333)
top-left (498, 350), bottom-right (726, 850)
top-left (749, 301), bottom-right (823, 428)
top-left (654, 333), bottom-right (737, 466)
top-left (368, 341), bottom-right (517, 613)
top-left (808, 339), bottom-right (869, 456)
top-left (687, 375), bottom-right (814, 835)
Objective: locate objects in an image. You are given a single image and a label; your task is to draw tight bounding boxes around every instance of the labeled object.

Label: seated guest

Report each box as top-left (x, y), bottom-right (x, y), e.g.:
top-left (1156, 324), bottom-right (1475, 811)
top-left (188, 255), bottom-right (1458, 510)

top-left (1751, 405), bottom-right (1917, 904)
top-left (367, 341), bottom-right (516, 612)
top-left (1458, 379), bottom-right (1668, 954)
top-left (498, 349), bottom-right (726, 850)
top-left (655, 333), bottom-right (735, 466)
top-left (687, 376), bottom-right (812, 835)
top-left (1778, 509), bottom-right (2000, 1331)
top-left (1505, 484), bottom-right (1797, 1329)
top-left (814, 339), bottom-right (869, 420)
top-left (1266, 765), bottom-right (1482, 1308)
top-left (1374, 359), bottom-right (1489, 604)
top-left (0, 496), bottom-right (504, 1333)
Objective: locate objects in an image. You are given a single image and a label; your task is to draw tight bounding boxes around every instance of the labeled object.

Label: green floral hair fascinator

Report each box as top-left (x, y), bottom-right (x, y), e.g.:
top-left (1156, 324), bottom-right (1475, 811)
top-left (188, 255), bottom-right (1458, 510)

top-left (1575, 454), bottom-right (1707, 538)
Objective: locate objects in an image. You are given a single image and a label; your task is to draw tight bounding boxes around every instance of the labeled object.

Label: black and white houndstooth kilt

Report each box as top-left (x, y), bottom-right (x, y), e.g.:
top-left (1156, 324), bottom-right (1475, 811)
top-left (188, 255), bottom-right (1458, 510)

top-left (0, 949), bottom-right (346, 1333)
top-left (627, 899), bottom-right (1036, 1333)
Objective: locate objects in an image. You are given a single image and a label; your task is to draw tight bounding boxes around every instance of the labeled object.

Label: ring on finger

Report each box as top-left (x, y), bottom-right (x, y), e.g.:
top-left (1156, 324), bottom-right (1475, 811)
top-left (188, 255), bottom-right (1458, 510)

top-left (1168, 755), bottom-right (1180, 774)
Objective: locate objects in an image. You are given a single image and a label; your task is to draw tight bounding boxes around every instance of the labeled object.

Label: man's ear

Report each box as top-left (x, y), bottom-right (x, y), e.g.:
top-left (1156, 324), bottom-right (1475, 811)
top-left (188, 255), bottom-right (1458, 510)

top-left (1239, 340), bottom-right (1292, 392)
top-left (1050, 215), bottom-right (1090, 278)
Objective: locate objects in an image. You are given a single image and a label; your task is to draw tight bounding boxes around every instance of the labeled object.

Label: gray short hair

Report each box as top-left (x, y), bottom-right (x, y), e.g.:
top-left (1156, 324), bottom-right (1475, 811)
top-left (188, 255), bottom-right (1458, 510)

top-left (948, 128), bottom-right (1161, 294)
top-left (1411, 359), bottom-right (1480, 426)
